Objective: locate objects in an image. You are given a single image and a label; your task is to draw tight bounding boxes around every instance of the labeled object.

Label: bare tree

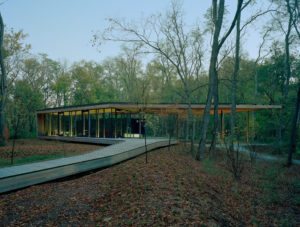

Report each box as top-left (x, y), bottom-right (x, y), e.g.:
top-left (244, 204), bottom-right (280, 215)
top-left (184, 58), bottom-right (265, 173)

top-left (286, 0), bottom-right (300, 38)
top-left (117, 44), bottom-right (144, 103)
top-left (196, 0), bottom-right (244, 160)
top-left (0, 12), bottom-right (6, 145)
top-left (286, 0), bottom-right (300, 166)
top-left (230, 0), bottom-right (242, 156)
top-left (99, 2), bottom-right (204, 152)
top-left (210, 3), bottom-right (274, 151)
top-left (287, 82), bottom-right (300, 166)
top-left (270, 0), bottom-right (294, 152)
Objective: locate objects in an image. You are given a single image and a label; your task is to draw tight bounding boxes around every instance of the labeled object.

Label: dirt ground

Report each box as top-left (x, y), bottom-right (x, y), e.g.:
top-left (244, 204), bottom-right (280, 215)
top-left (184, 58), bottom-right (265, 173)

top-left (1, 143), bottom-right (300, 226)
top-left (0, 138), bottom-right (103, 164)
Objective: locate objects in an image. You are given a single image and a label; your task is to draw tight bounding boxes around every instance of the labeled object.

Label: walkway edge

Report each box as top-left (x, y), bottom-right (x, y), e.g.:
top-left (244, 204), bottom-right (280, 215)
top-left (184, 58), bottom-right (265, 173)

top-left (0, 138), bottom-right (176, 193)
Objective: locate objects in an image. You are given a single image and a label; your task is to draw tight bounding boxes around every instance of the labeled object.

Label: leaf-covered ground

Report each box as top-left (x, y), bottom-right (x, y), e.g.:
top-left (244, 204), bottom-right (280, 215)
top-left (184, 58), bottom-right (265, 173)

top-left (0, 143), bottom-right (299, 226)
top-left (0, 139), bottom-right (103, 167)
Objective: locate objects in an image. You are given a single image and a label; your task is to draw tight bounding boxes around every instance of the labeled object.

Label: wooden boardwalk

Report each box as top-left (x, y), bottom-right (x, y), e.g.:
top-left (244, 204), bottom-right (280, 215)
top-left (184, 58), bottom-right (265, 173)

top-left (0, 137), bottom-right (176, 193)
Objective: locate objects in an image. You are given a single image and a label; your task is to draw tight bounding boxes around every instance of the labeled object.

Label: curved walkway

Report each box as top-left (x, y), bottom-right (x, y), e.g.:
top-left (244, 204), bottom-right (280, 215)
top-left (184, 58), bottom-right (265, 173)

top-left (0, 137), bottom-right (176, 193)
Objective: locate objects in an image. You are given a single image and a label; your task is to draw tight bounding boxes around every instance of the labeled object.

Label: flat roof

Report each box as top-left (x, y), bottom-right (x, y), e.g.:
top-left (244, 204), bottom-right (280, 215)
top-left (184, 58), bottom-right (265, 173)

top-left (37, 102), bottom-right (281, 115)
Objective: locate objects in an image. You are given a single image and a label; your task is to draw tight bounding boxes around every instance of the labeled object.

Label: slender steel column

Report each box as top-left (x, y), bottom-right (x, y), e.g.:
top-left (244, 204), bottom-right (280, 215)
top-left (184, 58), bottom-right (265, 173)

top-left (49, 114), bottom-right (52, 136)
top-left (74, 111), bottom-right (77, 136)
top-left (246, 111), bottom-right (249, 144)
top-left (88, 110), bottom-right (91, 137)
top-left (58, 113), bottom-right (61, 136)
top-left (121, 114), bottom-right (123, 137)
top-left (221, 111), bottom-right (224, 143)
top-left (126, 114), bottom-right (129, 137)
top-left (96, 110), bottom-right (99, 137)
top-left (70, 112), bottom-right (72, 137)
top-left (110, 108), bottom-right (113, 138)
top-left (82, 112), bottom-right (85, 136)
top-left (139, 114), bottom-right (142, 138)
top-left (129, 114), bottom-right (132, 138)
top-left (114, 109), bottom-right (117, 138)
top-left (103, 110), bottom-right (106, 138)
top-left (176, 114), bottom-right (179, 140)
top-left (61, 113), bottom-right (63, 136)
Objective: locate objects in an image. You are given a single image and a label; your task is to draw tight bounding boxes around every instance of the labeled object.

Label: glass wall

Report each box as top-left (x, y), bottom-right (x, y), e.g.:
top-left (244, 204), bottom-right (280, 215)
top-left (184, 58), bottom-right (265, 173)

top-left (89, 110), bottom-right (97, 137)
top-left (100, 110), bottom-right (105, 137)
top-left (75, 111), bottom-right (83, 137)
top-left (51, 113), bottom-right (58, 136)
top-left (39, 108), bottom-right (145, 138)
top-left (62, 112), bottom-right (70, 136)
top-left (44, 113), bottom-right (50, 136)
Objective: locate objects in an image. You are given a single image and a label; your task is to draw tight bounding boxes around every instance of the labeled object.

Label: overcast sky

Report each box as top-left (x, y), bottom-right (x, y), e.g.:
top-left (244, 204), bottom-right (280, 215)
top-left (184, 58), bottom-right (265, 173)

top-left (1, 0), bottom-right (271, 64)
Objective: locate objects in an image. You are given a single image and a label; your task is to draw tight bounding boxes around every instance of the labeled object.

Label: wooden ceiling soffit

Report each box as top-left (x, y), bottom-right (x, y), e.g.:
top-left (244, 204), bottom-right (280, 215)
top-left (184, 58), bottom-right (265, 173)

top-left (37, 104), bottom-right (281, 115)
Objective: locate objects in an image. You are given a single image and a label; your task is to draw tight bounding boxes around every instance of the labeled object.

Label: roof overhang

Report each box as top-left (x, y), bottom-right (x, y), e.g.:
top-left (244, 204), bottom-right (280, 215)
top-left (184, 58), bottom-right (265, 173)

top-left (37, 103), bottom-right (281, 115)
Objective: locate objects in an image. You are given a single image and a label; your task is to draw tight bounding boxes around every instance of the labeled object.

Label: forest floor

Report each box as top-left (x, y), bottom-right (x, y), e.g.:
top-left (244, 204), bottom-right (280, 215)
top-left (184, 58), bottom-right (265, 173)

top-left (0, 143), bottom-right (299, 226)
top-left (0, 138), bottom-right (103, 167)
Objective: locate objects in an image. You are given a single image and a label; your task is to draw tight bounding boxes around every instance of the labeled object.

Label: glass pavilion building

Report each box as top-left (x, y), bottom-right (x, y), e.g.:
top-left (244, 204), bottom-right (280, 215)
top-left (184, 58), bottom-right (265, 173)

top-left (36, 102), bottom-right (281, 139)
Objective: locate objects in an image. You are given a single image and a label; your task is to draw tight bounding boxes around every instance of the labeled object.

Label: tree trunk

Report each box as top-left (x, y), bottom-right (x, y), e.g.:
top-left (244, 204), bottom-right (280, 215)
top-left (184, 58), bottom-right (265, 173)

top-left (197, 62), bottom-right (215, 160)
top-left (209, 70), bottom-right (219, 155)
top-left (274, 13), bottom-right (292, 152)
top-left (0, 13), bottom-right (6, 145)
top-left (251, 70), bottom-right (258, 142)
top-left (196, 0), bottom-right (225, 160)
top-left (184, 116), bottom-right (188, 148)
top-left (230, 3), bottom-right (241, 152)
top-left (187, 97), bottom-right (194, 153)
top-left (287, 82), bottom-right (300, 167)
top-left (197, 0), bottom-right (244, 160)
top-left (185, 114), bottom-right (188, 146)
